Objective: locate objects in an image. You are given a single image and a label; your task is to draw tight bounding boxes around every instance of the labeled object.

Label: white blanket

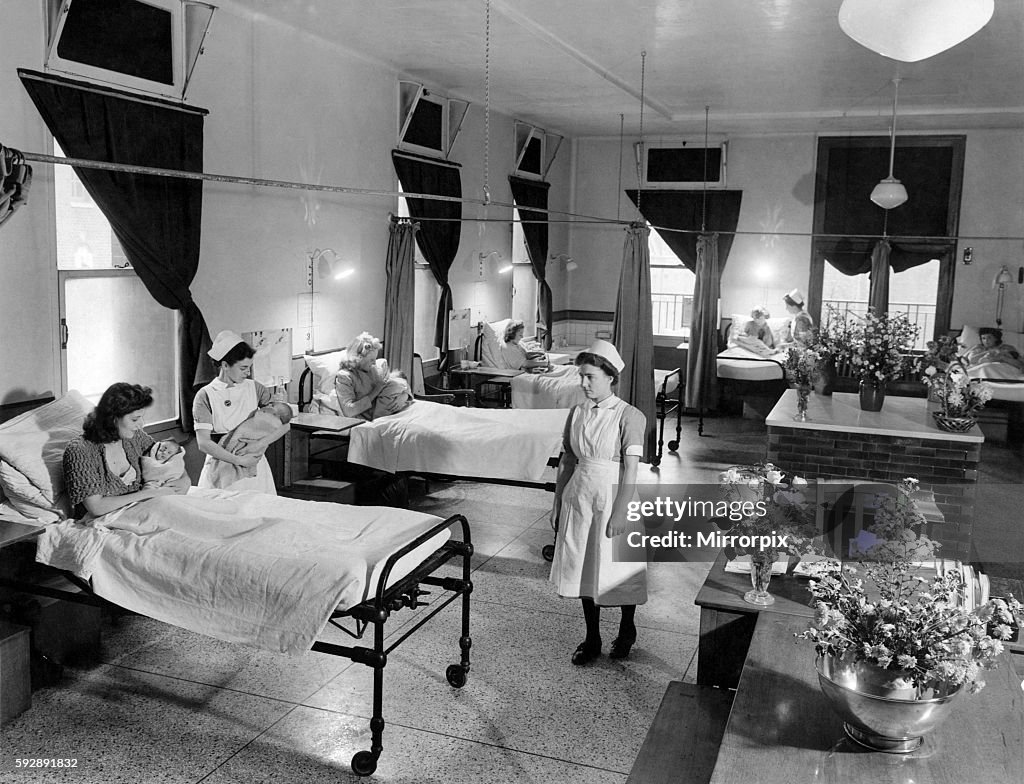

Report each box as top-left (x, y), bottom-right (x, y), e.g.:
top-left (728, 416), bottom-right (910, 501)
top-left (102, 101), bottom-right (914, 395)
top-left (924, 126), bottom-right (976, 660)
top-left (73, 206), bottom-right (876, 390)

top-left (35, 489), bottom-right (448, 654)
top-left (511, 365), bottom-right (588, 409)
top-left (347, 400), bottom-right (567, 482)
top-left (717, 346), bottom-right (786, 381)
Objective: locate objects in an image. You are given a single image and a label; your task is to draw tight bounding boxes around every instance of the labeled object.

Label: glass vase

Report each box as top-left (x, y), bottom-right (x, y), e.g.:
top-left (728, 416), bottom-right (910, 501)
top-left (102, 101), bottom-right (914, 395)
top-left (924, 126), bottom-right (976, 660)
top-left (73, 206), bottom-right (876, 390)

top-left (744, 550), bottom-right (776, 606)
top-left (794, 384), bottom-right (811, 421)
top-left (858, 379), bottom-right (885, 412)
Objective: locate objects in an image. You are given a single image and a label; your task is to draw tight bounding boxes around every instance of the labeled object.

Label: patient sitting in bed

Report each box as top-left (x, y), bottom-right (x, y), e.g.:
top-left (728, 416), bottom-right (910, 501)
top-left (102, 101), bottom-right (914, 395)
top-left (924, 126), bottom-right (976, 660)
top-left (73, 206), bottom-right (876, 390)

top-left (141, 440), bottom-right (189, 490)
top-left (208, 402), bottom-right (293, 487)
top-left (734, 307), bottom-right (778, 357)
top-left (497, 320), bottom-right (549, 371)
top-left (963, 328), bottom-right (1024, 371)
top-left (372, 370), bottom-right (414, 418)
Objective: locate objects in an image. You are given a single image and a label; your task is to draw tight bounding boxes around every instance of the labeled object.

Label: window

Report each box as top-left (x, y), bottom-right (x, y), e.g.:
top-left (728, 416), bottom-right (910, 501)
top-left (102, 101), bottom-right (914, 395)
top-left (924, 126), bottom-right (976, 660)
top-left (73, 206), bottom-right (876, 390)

top-left (810, 135), bottom-right (964, 342)
top-left (54, 141), bottom-right (178, 421)
top-left (650, 227), bottom-right (695, 338)
top-left (397, 194), bottom-right (439, 361)
top-left (821, 259), bottom-right (939, 351)
top-left (510, 211), bottom-right (538, 334)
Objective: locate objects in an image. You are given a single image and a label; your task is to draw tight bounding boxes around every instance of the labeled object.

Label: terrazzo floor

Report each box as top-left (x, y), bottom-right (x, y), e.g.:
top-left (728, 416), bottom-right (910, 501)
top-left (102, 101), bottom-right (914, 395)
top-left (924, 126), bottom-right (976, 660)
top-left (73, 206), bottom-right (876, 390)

top-left (1, 412), bottom-right (1019, 783)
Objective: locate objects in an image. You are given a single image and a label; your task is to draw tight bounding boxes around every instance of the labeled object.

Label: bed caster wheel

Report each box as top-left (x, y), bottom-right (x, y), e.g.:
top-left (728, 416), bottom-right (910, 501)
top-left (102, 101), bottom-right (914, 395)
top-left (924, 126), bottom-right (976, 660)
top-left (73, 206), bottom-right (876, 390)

top-left (351, 750), bottom-right (377, 776)
top-left (542, 544), bottom-right (555, 562)
top-left (446, 664), bottom-right (467, 688)
top-left (668, 440), bottom-right (679, 452)
top-left (651, 456), bottom-right (661, 467)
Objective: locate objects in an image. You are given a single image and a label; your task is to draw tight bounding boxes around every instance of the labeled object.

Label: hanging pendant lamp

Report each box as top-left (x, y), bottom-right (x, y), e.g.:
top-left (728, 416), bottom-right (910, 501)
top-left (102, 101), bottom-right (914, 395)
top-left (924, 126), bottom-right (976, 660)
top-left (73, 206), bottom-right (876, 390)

top-left (838, 0), bottom-right (994, 63)
top-left (871, 77), bottom-right (907, 210)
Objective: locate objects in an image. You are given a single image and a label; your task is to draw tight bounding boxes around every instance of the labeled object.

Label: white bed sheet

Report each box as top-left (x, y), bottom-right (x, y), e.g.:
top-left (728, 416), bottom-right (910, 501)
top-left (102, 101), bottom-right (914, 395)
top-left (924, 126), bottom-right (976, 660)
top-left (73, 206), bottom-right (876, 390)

top-left (347, 400), bottom-right (567, 482)
top-left (511, 365), bottom-right (587, 409)
top-left (716, 346), bottom-right (787, 381)
top-left (34, 488), bottom-right (449, 654)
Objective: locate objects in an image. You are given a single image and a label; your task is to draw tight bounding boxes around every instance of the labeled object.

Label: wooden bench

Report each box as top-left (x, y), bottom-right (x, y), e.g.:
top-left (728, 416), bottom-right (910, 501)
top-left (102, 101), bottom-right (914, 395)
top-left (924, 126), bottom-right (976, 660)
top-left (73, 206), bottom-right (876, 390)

top-left (626, 681), bottom-right (733, 784)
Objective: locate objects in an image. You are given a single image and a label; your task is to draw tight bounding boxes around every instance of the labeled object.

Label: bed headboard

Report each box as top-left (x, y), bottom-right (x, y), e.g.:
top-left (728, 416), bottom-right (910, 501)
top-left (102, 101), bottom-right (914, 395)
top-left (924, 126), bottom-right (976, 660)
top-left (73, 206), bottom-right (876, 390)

top-left (0, 396), bottom-right (55, 425)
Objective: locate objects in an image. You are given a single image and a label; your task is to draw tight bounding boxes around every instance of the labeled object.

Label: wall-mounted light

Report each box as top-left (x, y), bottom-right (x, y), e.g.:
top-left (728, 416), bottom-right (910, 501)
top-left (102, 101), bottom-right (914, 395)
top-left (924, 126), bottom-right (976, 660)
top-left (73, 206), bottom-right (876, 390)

top-left (310, 248), bottom-right (354, 281)
top-left (498, 262), bottom-right (514, 274)
top-left (993, 265), bottom-right (1015, 326)
top-left (550, 252), bottom-right (578, 272)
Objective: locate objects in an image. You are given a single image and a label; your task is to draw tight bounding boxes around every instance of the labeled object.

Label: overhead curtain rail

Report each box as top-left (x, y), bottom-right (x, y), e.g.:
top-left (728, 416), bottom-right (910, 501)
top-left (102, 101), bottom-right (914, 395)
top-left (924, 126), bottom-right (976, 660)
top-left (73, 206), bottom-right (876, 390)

top-left (11, 148), bottom-right (1024, 244)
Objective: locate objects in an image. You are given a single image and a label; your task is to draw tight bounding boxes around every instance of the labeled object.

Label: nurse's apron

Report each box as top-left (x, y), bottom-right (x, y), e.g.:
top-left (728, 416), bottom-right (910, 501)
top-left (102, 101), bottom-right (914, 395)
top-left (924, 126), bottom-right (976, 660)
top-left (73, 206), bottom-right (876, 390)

top-left (196, 379), bottom-right (277, 495)
top-left (549, 398), bottom-right (647, 606)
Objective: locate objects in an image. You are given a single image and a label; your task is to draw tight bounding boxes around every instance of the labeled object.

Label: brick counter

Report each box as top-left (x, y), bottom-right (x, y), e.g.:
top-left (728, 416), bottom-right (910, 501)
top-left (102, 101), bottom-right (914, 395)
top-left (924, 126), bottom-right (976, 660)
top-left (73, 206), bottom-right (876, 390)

top-left (766, 391), bottom-right (982, 561)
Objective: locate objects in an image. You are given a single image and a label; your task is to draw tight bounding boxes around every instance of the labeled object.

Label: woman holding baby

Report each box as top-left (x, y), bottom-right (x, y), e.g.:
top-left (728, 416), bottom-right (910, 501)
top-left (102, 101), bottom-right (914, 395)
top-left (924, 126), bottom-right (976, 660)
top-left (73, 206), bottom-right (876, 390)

top-left (334, 332), bottom-right (412, 420)
top-left (192, 330), bottom-right (289, 494)
top-left (63, 382), bottom-right (190, 520)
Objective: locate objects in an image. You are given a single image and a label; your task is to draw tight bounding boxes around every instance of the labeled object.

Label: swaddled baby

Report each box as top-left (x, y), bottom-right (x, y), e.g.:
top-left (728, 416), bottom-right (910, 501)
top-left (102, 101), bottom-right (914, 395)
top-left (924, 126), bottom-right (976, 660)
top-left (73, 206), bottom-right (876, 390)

top-left (141, 439), bottom-right (188, 489)
top-left (208, 402), bottom-right (293, 487)
top-left (372, 370), bottom-right (414, 419)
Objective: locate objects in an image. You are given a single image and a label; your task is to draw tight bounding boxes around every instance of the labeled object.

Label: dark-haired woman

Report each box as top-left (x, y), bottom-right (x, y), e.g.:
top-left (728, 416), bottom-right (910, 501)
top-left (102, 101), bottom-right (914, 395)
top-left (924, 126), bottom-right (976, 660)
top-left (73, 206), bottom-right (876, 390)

top-left (549, 339), bottom-right (648, 665)
top-left (63, 383), bottom-right (189, 520)
top-left (193, 330), bottom-right (285, 493)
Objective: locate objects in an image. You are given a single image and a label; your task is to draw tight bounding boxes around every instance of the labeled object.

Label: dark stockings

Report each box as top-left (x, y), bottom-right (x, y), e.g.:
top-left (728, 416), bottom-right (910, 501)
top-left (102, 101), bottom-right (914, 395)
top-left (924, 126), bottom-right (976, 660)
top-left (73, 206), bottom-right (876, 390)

top-left (580, 599), bottom-right (637, 644)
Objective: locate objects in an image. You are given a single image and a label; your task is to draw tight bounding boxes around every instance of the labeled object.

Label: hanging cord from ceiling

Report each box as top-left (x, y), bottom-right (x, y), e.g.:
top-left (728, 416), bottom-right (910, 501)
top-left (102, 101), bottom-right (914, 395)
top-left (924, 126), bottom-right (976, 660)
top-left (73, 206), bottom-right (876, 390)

top-left (616, 113), bottom-right (624, 222)
top-left (482, 0), bottom-right (492, 206)
top-left (633, 50), bottom-right (646, 222)
top-left (701, 105), bottom-right (710, 233)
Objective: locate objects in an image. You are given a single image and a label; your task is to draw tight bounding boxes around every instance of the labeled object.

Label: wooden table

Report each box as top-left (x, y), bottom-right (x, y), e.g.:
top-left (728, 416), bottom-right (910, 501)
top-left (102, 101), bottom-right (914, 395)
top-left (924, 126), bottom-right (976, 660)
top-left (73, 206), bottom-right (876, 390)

top-left (708, 613), bottom-right (1024, 784)
top-left (286, 413), bottom-right (364, 486)
top-left (694, 552), bottom-right (814, 689)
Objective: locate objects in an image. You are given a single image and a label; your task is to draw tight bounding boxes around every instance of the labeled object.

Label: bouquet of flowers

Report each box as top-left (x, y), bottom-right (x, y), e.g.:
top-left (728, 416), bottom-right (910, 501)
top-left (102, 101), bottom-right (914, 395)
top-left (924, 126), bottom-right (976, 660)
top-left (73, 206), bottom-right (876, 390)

top-left (830, 310), bottom-right (920, 384)
top-left (917, 335), bottom-right (960, 384)
top-left (809, 305), bottom-right (855, 360)
top-left (936, 358), bottom-right (992, 418)
top-left (798, 478), bottom-right (1022, 695)
top-left (715, 462), bottom-right (821, 561)
top-left (784, 346), bottom-right (821, 388)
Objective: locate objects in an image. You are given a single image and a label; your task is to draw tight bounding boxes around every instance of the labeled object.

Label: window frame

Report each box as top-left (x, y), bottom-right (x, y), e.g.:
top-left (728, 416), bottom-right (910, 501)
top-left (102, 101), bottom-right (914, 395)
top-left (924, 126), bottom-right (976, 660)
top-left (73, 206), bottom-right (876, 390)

top-left (808, 135), bottom-right (964, 341)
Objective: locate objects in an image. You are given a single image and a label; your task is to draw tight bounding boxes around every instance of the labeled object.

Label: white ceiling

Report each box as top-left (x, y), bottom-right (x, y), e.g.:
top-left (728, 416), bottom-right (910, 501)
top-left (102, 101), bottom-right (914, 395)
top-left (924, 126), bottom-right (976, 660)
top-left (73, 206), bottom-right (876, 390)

top-left (223, 0), bottom-right (1024, 137)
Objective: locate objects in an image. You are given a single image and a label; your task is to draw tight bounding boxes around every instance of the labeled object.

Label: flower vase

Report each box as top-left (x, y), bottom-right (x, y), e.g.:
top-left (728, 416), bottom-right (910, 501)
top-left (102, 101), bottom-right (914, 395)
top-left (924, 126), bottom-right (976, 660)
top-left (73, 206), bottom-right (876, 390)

top-left (794, 384), bottom-right (811, 421)
top-left (816, 654), bottom-right (963, 753)
top-left (816, 357), bottom-right (836, 396)
top-left (744, 551), bottom-right (776, 606)
top-left (858, 380), bottom-right (885, 412)
top-left (927, 373), bottom-right (946, 404)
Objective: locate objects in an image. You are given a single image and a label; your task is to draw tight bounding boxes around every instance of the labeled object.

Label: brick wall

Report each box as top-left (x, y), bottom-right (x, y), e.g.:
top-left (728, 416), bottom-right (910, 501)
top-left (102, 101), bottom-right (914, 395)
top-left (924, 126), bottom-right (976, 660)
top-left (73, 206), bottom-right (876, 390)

top-left (767, 427), bottom-right (980, 561)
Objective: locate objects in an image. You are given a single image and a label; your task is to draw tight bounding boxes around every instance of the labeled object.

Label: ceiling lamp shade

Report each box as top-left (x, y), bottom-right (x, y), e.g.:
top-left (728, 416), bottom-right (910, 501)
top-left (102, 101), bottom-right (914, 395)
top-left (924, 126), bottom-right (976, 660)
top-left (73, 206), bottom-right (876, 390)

top-left (838, 0), bottom-right (994, 62)
top-left (871, 78), bottom-right (908, 210)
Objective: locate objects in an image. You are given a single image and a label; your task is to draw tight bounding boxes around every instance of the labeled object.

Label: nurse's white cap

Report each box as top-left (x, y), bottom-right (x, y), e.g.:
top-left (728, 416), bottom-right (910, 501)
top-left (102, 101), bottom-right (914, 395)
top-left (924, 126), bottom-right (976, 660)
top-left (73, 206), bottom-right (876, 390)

top-left (785, 288), bottom-right (805, 306)
top-left (208, 330), bottom-right (245, 361)
top-left (585, 339), bottom-right (625, 373)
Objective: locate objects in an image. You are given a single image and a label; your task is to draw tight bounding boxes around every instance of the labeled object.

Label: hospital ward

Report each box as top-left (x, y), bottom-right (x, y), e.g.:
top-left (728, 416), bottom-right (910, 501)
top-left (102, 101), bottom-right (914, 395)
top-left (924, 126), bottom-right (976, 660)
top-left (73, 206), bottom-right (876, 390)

top-left (3, 1), bottom-right (1024, 782)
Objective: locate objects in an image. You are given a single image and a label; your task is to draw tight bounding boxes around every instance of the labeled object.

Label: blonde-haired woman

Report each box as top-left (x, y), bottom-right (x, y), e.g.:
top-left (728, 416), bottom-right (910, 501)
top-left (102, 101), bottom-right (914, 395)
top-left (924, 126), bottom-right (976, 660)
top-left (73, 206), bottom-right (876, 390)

top-left (334, 332), bottom-right (389, 420)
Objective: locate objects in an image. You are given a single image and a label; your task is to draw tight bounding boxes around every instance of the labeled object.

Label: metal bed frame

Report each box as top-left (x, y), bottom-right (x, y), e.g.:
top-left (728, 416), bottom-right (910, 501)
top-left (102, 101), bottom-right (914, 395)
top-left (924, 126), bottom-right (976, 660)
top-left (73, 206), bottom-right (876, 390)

top-left (0, 513), bottom-right (474, 777)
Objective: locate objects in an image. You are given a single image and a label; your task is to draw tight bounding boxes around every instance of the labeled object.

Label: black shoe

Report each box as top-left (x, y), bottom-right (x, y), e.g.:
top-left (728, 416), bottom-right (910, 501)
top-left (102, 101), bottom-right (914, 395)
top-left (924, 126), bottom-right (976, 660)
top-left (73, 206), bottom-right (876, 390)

top-left (609, 631), bottom-right (637, 660)
top-left (571, 639), bottom-right (602, 666)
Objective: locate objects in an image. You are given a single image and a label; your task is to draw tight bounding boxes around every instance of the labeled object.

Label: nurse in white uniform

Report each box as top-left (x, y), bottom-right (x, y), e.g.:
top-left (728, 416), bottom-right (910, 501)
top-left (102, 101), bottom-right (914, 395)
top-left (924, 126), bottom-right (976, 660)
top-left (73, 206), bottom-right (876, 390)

top-left (193, 330), bottom-right (279, 493)
top-left (549, 339), bottom-right (648, 665)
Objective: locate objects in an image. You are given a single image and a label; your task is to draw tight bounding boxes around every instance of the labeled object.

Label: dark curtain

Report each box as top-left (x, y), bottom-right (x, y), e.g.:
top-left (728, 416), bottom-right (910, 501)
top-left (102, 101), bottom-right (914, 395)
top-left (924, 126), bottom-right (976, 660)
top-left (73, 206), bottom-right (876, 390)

top-left (392, 150), bottom-right (462, 370)
top-left (613, 223), bottom-right (656, 461)
top-left (19, 69), bottom-right (212, 431)
top-left (686, 234), bottom-right (721, 411)
top-left (867, 240), bottom-right (891, 316)
top-left (816, 237), bottom-right (954, 276)
top-left (625, 190), bottom-right (743, 271)
top-left (383, 219), bottom-right (418, 380)
top-left (509, 176), bottom-right (552, 349)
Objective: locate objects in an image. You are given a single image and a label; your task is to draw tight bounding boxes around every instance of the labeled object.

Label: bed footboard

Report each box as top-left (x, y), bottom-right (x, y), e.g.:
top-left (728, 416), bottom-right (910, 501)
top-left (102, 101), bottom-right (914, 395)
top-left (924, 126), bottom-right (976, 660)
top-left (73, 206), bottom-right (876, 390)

top-left (311, 513), bottom-right (473, 776)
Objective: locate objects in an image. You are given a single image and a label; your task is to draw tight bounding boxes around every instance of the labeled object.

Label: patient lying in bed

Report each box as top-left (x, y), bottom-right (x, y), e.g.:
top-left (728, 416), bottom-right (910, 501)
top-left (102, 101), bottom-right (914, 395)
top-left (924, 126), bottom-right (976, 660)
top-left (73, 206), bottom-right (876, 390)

top-left (141, 440), bottom-right (189, 490)
top-left (208, 402), bottom-right (293, 487)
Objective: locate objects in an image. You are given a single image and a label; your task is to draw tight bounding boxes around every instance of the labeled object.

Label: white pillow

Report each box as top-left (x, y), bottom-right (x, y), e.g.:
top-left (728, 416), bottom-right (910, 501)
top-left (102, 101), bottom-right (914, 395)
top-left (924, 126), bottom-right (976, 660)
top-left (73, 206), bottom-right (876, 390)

top-left (479, 319), bottom-right (511, 367)
top-left (304, 350), bottom-right (347, 395)
top-left (0, 390), bottom-right (93, 522)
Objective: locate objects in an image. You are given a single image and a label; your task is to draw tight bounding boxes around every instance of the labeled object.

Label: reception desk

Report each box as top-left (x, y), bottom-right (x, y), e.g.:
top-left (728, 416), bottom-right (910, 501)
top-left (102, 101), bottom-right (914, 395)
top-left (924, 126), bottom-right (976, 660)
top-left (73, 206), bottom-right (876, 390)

top-left (766, 391), bottom-right (982, 561)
